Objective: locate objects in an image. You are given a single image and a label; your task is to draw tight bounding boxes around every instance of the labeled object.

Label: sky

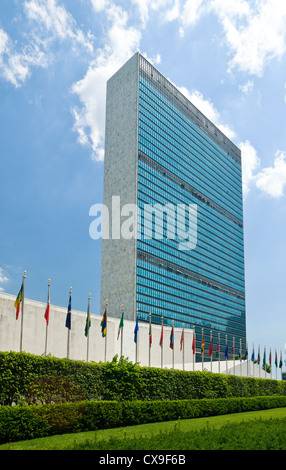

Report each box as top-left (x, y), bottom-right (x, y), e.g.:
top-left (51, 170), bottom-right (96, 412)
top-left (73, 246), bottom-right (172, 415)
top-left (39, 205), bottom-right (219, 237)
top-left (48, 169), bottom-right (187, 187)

top-left (0, 0), bottom-right (286, 362)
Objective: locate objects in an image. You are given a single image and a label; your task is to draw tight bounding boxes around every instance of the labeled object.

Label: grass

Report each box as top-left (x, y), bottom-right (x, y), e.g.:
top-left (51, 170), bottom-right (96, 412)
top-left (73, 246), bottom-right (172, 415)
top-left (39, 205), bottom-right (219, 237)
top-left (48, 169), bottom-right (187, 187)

top-left (1, 407), bottom-right (286, 450)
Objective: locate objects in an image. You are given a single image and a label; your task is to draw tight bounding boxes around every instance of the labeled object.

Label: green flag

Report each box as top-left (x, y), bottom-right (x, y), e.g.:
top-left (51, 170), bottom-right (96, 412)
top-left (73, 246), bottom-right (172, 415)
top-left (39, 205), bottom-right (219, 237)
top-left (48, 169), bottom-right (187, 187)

top-left (85, 300), bottom-right (91, 337)
top-left (117, 311), bottom-right (124, 340)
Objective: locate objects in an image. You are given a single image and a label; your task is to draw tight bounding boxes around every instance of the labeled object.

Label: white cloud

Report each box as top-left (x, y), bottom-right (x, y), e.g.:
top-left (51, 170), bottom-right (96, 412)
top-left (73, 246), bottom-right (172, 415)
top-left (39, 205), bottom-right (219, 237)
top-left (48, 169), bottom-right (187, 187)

top-left (24, 0), bottom-right (94, 52)
top-left (255, 150), bottom-right (286, 198)
top-left (239, 80), bottom-right (254, 94)
top-left (210, 0), bottom-right (286, 76)
top-left (239, 140), bottom-right (261, 196)
top-left (0, 27), bottom-right (48, 88)
top-left (163, 0), bottom-right (205, 34)
top-left (71, 3), bottom-right (141, 161)
top-left (0, 267), bottom-right (9, 292)
top-left (239, 142), bottom-right (286, 198)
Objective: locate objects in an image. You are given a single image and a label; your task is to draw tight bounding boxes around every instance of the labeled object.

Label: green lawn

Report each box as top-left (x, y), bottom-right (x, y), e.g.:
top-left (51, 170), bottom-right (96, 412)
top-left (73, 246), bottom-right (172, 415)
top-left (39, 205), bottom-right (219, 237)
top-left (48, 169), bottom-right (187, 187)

top-left (1, 407), bottom-right (286, 450)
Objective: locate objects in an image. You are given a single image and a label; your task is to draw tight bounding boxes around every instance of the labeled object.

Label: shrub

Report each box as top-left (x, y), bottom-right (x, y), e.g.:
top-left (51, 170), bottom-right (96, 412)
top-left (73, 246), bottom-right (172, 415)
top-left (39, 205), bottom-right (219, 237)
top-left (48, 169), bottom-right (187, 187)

top-left (1, 396), bottom-right (286, 444)
top-left (1, 351), bottom-right (286, 406)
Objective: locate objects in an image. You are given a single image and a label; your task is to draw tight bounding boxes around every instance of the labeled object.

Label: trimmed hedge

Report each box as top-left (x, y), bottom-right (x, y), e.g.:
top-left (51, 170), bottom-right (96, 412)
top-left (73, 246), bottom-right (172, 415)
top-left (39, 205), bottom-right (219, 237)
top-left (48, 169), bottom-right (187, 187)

top-left (1, 396), bottom-right (286, 444)
top-left (1, 352), bottom-right (286, 405)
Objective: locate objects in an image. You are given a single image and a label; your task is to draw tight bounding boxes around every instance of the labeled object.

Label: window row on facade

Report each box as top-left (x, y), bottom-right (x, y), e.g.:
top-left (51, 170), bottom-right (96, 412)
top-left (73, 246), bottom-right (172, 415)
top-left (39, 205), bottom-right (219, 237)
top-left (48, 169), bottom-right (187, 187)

top-left (139, 79), bottom-right (242, 208)
top-left (138, 98), bottom-right (242, 207)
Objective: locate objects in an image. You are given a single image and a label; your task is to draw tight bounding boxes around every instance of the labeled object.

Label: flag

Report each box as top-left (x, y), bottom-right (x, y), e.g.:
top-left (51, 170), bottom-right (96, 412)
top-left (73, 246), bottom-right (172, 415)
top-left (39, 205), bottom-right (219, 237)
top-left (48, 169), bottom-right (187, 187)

top-left (170, 326), bottom-right (174, 350)
top-left (192, 332), bottom-right (195, 355)
top-left (269, 350), bottom-right (271, 366)
top-left (263, 348), bottom-right (266, 367)
top-left (231, 344), bottom-right (234, 355)
top-left (180, 328), bottom-right (184, 351)
top-left (101, 308), bottom-right (107, 338)
top-left (117, 311), bottom-right (124, 340)
top-left (208, 340), bottom-right (213, 357)
top-left (14, 282), bottom-right (23, 320)
top-left (201, 333), bottom-right (204, 354)
top-left (44, 284), bottom-right (50, 326)
top-left (251, 347), bottom-right (255, 362)
top-left (244, 346), bottom-right (248, 360)
top-left (159, 324), bottom-right (163, 347)
top-left (275, 350), bottom-right (278, 367)
top-left (44, 298), bottom-right (50, 326)
top-left (65, 292), bottom-right (72, 330)
top-left (257, 349), bottom-right (260, 364)
top-left (279, 351), bottom-right (283, 369)
top-left (224, 344), bottom-right (228, 359)
top-left (134, 316), bottom-right (139, 343)
top-left (149, 322), bottom-right (152, 346)
top-left (216, 341), bottom-right (220, 358)
top-left (85, 300), bottom-right (91, 337)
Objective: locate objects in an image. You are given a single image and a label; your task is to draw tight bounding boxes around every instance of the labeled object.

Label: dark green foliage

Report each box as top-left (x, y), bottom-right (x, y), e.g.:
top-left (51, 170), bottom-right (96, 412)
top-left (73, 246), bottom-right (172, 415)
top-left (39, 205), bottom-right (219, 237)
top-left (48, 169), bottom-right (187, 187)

top-left (1, 396), bottom-right (286, 444)
top-left (71, 417), bottom-right (286, 450)
top-left (1, 352), bottom-right (286, 405)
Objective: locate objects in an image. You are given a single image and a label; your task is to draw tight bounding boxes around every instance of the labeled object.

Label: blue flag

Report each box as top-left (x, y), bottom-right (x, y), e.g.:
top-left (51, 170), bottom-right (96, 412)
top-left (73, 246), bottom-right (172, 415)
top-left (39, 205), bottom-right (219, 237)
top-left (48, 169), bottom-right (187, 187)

top-left (251, 348), bottom-right (254, 362)
top-left (134, 316), bottom-right (139, 343)
top-left (224, 344), bottom-right (228, 359)
top-left (65, 292), bottom-right (72, 330)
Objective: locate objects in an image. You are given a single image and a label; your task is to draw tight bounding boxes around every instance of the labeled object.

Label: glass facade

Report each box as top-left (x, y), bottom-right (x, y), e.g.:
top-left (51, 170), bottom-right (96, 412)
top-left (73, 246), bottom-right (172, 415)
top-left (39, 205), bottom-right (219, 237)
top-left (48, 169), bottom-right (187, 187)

top-left (136, 56), bottom-right (246, 356)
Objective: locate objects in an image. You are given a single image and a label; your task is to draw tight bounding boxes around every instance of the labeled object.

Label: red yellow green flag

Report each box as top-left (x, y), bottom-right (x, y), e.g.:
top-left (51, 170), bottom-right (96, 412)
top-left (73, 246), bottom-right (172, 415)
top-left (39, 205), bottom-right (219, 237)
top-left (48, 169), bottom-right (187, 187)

top-left (14, 283), bottom-right (23, 320)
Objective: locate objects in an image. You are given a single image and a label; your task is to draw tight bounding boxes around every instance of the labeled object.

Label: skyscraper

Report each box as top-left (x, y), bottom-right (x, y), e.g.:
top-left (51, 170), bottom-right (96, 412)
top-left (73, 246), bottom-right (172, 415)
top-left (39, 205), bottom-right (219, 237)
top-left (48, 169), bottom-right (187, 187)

top-left (100, 52), bottom-right (246, 355)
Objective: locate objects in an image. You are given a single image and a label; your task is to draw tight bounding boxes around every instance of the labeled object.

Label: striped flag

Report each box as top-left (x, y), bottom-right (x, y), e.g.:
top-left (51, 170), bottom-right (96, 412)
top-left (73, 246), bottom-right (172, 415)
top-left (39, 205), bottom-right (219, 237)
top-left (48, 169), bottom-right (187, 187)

top-left (149, 322), bottom-right (152, 346)
top-left (180, 328), bottom-right (184, 351)
top-left (208, 339), bottom-right (213, 357)
top-left (85, 297), bottom-right (91, 337)
top-left (170, 326), bottom-right (174, 350)
top-left (159, 323), bottom-right (163, 347)
top-left (275, 350), bottom-right (278, 367)
top-left (117, 310), bottom-right (124, 340)
top-left (101, 308), bottom-right (107, 338)
top-left (201, 333), bottom-right (205, 354)
top-left (14, 282), bottom-right (23, 320)
top-left (65, 291), bottom-right (72, 330)
top-left (134, 316), bottom-right (139, 343)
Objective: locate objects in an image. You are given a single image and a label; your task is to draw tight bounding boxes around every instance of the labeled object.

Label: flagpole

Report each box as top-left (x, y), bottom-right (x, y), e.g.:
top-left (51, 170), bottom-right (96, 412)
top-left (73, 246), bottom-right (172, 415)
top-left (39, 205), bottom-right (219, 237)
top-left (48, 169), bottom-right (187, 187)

top-left (120, 305), bottom-right (124, 358)
top-left (218, 332), bottom-right (220, 374)
top-left (264, 345), bottom-right (266, 379)
top-left (240, 338), bottom-right (242, 376)
top-left (252, 342), bottom-right (254, 377)
top-left (86, 293), bottom-right (91, 362)
top-left (172, 320), bottom-right (175, 369)
top-left (149, 313), bottom-right (151, 367)
top-left (135, 309), bottom-right (138, 363)
top-left (160, 316), bottom-right (164, 369)
top-left (269, 347), bottom-right (272, 379)
top-left (182, 323), bottom-right (185, 371)
top-left (193, 326), bottom-right (195, 371)
top-left (246, 341), bottom-right (249, 377)
top-left (105, 300), bottom-right (108, 362)
top-left (67, 287), bottom-right (72, 358)
top-left (20, 271), bottom-right (26, 352)
top-left (210, 330), bottom-right (213, 372)
top-left (201, 328), bottom-right (204, 372)
top-left (225, 335), bottom-right (228, 374)
top-left (44, 279), bottom-right (51, 356)
top-left (233, 337), bottom-right (235, 376)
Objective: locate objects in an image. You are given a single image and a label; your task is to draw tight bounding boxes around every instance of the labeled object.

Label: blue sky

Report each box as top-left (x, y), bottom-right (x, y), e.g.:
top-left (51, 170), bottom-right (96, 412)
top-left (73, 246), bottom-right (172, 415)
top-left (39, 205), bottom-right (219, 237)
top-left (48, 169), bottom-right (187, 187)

top-left (0, 0), bottom-right (286, 361)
